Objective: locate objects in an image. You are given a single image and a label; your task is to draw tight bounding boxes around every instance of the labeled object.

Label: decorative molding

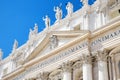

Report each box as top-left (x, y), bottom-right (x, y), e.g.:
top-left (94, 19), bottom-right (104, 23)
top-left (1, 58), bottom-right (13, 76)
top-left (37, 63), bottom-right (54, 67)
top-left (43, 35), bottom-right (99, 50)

top-left (36, 72), bottom-right (49, 80)
top-left (96, 49), bottom-right (109, 61)
top-left (81, 54), bottom-right (92, 64)
top-left (49, 70), bottom-right (62, 80)
top-left (61, 61), bottom-right (73, 72)
top-left (72, 61), bottom-right (82, 70)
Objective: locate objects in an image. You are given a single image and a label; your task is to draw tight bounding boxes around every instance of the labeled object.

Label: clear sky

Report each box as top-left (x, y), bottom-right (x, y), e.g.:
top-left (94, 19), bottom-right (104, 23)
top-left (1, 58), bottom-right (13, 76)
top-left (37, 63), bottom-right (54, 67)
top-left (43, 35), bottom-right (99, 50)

top-left (0, 0), bottom-right (96, 59)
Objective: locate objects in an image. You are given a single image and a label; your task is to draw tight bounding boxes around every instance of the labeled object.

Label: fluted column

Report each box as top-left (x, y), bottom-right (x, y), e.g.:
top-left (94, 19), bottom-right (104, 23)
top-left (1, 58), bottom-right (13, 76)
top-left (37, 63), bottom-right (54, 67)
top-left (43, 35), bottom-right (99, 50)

top-left (96, 50), bottom-right (109, 80)
top-left (81, 55), bottom-right (93, 80)
top-left (61, 61), bottom-right (73, 80)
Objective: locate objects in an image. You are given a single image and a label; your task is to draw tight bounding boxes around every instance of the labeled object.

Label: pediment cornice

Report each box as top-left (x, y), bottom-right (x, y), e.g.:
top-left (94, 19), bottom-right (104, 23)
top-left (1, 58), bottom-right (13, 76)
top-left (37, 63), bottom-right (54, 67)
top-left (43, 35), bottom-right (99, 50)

top-left (25, 30), bottom-right (89, 62)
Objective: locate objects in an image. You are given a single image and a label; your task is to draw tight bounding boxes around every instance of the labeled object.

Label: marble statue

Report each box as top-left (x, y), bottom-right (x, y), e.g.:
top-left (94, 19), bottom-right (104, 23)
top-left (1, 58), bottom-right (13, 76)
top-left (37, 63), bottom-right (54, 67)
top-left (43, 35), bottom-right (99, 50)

top-left (66, 2), bottom-right (73, 16)
top-left (54, 6), bottom-right (62, 22)
top-left (28, 23), bottom-right (38, 39)
top-left (13, 40), bottom-right (18, 51)
top-left (29, 28), bottom-right (33, 39)
top-left (34, 23), bottom-right (38, 34)
top-left (43, 15), bottom-right (50, 29)
top-left (80, 0), bottom-right (88, 6)
top-left (0, 49), bottom-right (2, 61)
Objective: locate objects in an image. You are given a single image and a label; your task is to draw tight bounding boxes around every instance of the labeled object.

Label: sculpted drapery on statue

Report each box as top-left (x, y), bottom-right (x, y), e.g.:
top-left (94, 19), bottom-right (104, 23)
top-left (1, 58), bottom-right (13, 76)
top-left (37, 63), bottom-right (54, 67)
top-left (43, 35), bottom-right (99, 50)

top-left (12, 39), bottom-right (18, 52)
top-left (66, 2), bottom-right (73, 16)
top-left (54, 6), bottom-right (62, 22)
top-left (43, 15), bottom-right (50, 29)
top-left (29, 23), bottom-right (38, 39)
top-left (34, 23), bottom-right (38, 34)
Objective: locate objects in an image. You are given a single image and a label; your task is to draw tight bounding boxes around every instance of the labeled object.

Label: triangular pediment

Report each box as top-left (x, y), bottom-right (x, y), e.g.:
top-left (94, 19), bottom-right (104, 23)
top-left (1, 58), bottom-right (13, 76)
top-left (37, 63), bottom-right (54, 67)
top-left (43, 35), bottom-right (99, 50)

top-left (25, 30), bottom-right (89, 62)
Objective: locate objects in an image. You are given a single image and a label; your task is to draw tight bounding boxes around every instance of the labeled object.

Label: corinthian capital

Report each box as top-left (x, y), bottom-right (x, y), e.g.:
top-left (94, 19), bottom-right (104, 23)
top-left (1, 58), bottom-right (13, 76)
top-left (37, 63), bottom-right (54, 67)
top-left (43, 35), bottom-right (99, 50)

top-left (96, 49), bottom-right (109, 61)
top-left (36, 72), bottom-right (49, 80)
top-left (61, 61), bottom-right (73, 72)
top-left (81, 54), bottom-right (92, 64)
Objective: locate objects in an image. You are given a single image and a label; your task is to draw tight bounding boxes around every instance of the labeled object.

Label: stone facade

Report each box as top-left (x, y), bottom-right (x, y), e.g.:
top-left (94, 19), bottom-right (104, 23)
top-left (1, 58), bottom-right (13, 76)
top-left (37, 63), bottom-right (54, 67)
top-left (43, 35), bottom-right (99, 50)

top-left (0, 0), bottom-right (120, 80)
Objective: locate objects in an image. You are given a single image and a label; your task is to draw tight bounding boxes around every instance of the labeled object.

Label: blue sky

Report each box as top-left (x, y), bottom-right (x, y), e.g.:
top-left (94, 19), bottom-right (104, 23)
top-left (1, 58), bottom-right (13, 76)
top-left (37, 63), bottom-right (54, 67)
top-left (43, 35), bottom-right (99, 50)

top-left (0, 0), bottom-right (96, 59)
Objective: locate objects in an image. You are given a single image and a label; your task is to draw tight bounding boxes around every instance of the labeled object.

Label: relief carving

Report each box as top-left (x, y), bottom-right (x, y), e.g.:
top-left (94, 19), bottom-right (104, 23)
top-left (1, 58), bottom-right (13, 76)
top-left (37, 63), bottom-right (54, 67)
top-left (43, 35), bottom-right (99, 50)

top-left (50, 35), bottom-right (58, 49)
top-left (96, 49), bottom-right (109, 61)
top-left (36, 72), bottom-right (49, 80)
top-left (81, 54), bottom-right (92, 64)
top-left (61, 61), bottom-right (73, 72)
top-left (49, 69), bottom-right (62, 80)
top-left (73, 61), bottom-right (82, 70)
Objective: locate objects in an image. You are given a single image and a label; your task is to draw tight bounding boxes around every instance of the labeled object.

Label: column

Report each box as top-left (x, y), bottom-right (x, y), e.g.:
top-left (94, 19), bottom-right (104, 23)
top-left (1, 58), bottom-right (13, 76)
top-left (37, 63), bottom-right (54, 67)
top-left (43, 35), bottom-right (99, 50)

top-left (95, 6), bottom-right (105, 29)
top-left (111, 55), bottom-right (117, 80)
top-left (82, 11), bottom-right (89, 30)
top-left (96, 50), bottom-right (109, 80)
top-left (81, 55), bottom-right (93, 80)
top-left (61, 61), bottom-right (72, 80)
top-left (108, 56), bottom-right (113, 80)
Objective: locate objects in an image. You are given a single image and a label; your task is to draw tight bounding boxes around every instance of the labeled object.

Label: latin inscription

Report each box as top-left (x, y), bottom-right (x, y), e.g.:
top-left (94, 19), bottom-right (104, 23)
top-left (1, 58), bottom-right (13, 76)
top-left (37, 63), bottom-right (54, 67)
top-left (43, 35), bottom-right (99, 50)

top-left (13, 27), bottom-right (120, 80)
top-left (91, 29), bottom-right (120, 46)
top-left (13, 42), bottom-right (88, 80)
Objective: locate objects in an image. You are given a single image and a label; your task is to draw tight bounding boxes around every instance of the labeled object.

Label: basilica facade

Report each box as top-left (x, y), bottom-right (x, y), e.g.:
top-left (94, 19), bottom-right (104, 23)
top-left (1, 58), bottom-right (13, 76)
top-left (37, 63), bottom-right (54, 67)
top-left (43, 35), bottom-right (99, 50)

top-left (0, 0), bottom-right (120, 80)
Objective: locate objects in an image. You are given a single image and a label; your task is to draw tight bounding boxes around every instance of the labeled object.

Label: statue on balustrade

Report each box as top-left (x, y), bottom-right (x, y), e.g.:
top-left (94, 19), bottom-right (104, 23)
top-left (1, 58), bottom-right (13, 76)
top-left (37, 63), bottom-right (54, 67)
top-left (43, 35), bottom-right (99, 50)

top-left (54, 6), bottom-right (62, 22)
top-left (43, 15), bottom-right (50, 29)
top-left (29, 23), bottom-right (38, 39)
top-left (66, 2), bottom-right (73, 16)
top-left (12, 39), bottom-right (18, 52)
top-left (33, 23), bottom-right (38, 34)
top-left (80, 0), bottom-right (88, 6)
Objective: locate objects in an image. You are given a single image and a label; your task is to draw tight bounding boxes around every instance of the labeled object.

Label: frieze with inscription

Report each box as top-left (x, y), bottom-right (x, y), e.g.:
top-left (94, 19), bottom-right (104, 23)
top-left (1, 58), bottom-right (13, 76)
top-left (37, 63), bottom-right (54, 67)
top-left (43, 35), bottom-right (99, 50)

top-left (91, 29), bottom-right (120, 46)
top-left (13, 41), bottom-right (88, 80)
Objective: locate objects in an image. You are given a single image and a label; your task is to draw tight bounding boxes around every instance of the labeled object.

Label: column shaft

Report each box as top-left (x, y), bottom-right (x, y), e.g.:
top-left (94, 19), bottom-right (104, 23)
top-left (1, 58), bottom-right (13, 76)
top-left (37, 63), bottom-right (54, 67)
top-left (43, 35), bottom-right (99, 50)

top-left (83, 64), bottom-right (92, 80)
top-left (63, 72), bottom-right (71, 80)
top-left (98, 61), bottom-right (108, 80)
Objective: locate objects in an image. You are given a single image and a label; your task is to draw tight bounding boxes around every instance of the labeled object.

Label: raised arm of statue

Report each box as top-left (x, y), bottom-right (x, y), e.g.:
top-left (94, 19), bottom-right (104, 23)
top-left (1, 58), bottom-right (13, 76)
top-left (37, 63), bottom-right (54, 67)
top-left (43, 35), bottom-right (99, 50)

top-left (43, 15), bottom-right (50, 28)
